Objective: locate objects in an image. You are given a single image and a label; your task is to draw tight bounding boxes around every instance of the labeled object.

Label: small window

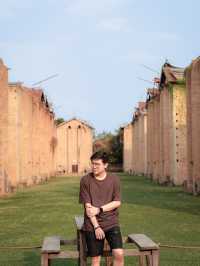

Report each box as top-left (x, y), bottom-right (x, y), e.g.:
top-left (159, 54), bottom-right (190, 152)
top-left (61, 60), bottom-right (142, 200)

top-left (68, 126), bottom-right (71, 129)
top-left (78, 125), bottom-right (81, 129)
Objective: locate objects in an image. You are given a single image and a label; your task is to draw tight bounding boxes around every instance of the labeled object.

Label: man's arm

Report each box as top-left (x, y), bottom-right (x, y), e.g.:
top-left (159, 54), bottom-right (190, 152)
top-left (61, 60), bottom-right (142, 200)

top-left (101, 200), bottom-right (121, 212)
top-left (85, 203), bottom-right (99, 228)
top-left (86, 201), bottom-right (121, 217)
top-left (85, 203), bottom-right (105, 240)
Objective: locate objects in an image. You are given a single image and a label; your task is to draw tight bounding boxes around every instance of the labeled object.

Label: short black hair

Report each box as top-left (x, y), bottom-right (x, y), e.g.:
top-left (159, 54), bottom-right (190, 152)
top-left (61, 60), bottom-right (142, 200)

top-left (90, 151), bottom-right (109, 164)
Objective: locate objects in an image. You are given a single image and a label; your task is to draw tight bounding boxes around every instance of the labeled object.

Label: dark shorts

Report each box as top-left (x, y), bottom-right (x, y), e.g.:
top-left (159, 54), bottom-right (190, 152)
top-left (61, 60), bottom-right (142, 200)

top-left (85, 226), bottom-right (123, 257)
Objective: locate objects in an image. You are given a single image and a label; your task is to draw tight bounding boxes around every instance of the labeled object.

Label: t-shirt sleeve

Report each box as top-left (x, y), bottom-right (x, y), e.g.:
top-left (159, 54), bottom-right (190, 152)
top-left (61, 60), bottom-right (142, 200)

top-left (112, 176), bottom-right (121, 201)
top-left (79, 178), bottom-right (91, 204)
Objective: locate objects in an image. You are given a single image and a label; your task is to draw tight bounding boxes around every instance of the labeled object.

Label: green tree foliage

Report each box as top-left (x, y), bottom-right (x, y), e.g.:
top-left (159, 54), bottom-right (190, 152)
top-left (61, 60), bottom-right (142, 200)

top-left (55, 117), bottom-right (65, 125)
top-left (94, 130), bottom-right (123, 164)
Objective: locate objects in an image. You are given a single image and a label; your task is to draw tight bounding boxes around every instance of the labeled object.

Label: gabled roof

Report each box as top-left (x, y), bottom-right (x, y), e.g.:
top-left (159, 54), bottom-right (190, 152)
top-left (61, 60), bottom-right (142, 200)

top-left (57, 117), bottom-right (94, 130)
top-left (160, 62), bottom-right (184, 87)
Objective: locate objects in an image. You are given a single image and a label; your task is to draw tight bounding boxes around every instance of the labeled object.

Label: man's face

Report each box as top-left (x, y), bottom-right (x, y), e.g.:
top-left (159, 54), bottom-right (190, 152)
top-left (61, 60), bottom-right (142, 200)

top-left (91, 159), bottom-right (108, 176)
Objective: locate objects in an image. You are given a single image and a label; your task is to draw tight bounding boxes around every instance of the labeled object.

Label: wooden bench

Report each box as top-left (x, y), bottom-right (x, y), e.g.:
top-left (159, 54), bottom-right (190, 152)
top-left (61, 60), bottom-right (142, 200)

top-left (41, 236), bottom-right (78, 266)
top-left (75, 215), bottom-right (160, 266)
top-left (41, 216), bottom-right (159, 266)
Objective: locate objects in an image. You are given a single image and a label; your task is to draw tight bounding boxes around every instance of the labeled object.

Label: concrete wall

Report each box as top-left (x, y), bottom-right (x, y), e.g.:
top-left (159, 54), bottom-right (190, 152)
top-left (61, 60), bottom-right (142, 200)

top-left (56, 119), bottom-right (93, 175)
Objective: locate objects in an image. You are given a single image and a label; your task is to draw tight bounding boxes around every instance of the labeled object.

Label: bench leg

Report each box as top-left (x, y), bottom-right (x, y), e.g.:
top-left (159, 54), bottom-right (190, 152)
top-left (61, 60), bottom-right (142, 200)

top-left (105, 240), bottom-right (112, 266)
top-left (146, 254), bottom-right (153, 266)
top-left (78, 231), bottom-right (87, 266)
top-left (138, 255), bottom-right (145, 266)
top-left (41, 253), bottom-right (49, 266)
top-left (152, 250), bottom-right (159, 266)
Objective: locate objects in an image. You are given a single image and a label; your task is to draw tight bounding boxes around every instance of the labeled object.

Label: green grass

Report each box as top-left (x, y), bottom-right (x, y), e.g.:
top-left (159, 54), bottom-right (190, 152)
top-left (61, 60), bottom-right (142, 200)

top-left (0, 174), bottom-right (200, 265)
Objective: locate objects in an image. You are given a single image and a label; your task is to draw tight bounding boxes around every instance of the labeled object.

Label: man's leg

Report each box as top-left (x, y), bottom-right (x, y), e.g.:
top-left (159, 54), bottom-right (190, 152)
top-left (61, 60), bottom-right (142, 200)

top-left (112, 248), bottom-right (124, 266)
top-left (85, 231), bottom-right (104, 266)
top-left (91, 255), bottom-right (101, 266)
top-left (105, 226), bottom-right (124, 266)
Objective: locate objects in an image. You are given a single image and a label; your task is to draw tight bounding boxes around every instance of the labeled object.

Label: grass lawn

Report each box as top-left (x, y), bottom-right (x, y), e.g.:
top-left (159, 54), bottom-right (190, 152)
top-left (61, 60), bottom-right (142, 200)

top-left (0, 174), bottom-right (200, 265)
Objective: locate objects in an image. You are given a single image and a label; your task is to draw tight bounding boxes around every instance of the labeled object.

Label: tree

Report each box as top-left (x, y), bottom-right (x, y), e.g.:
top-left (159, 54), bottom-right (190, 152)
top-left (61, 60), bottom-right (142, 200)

top-left (93, 129), bottom-right (122, 164)
top-left (55, 117), bottom-right (65, 126)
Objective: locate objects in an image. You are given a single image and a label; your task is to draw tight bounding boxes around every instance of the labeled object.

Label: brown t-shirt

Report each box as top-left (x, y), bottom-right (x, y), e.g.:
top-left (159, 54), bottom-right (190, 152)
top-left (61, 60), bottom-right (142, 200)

top-left (79, 172), bottom-right (121, 232)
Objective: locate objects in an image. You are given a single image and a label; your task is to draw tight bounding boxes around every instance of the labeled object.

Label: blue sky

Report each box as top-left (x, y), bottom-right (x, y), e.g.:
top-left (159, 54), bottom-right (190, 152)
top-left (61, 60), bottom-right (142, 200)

top-left (1, 0), bottom-right (200, 134)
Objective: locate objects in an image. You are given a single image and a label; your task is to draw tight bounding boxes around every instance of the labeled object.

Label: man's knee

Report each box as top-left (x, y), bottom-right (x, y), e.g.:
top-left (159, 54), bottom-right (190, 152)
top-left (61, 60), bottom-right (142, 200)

top-left (91, 255), bottom-right (101, 265)
top-left (112, 248), bottom-right (124, 261)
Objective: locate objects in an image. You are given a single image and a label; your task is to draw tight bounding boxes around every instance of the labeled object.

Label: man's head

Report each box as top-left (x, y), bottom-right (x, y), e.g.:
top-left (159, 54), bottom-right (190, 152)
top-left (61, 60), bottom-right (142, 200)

top-left (90, 151), bottom-right (109, 176)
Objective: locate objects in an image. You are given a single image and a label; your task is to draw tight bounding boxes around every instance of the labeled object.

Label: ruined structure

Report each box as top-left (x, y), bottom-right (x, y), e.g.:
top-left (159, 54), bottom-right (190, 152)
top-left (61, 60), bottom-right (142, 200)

top-left (146, 89), bottom-right (161, 181)
top-left (159, 63), bottom-right (187, 185)
top-left (56, 118), bottom-right (93, 175)
top-left (122, 123), bottom-right (133, 173)
top-left (185, 57), bottom-right (200, 194)
top-left (0, 59), bottom-right (56, 194)
top-left (132, 102), bottom-right (147, 175)
top-left (0, 59), bottom-right (9, 194)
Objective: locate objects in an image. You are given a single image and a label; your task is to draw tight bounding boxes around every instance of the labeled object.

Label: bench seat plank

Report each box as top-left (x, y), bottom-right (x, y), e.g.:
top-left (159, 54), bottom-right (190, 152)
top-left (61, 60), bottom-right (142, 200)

top-left (75, 216), bottom-right (84, 230)
top-left (128, 234), bottom-right (159, 251)
top-left (42, 236), bottom-right (61, 253)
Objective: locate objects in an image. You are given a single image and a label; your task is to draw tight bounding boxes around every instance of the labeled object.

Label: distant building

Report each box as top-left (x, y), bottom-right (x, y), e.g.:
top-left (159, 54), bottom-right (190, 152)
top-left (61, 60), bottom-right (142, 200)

top-left (56, 118), bottom-right (93, 175)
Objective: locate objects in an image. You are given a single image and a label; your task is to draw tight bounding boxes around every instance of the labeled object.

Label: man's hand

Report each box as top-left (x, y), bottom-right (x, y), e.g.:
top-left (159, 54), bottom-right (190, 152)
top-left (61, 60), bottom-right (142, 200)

top-left (95, 227), bottom-right (105, 240)
top-left (86, 204), bottom-right (100, 218)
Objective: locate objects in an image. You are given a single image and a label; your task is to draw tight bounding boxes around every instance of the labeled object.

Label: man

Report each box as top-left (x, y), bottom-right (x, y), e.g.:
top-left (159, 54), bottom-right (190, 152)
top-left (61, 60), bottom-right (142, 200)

top-left (79, 151), bottom-right (124, 266)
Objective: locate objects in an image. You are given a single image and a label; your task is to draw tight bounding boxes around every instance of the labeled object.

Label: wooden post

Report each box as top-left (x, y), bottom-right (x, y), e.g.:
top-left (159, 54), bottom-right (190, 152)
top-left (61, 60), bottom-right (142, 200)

top-left (146, 254), bottom-right (153, 266)
top-left (41, 253), bottom-right (49, 266)
top-left (139, 255), bottom-right (145, 266)
top-left (78, 230), bottom-right (87, 266)
top-left (104, 239), bottom-right (112, 266)
top-left (152, 250), bottom-right (159, 266)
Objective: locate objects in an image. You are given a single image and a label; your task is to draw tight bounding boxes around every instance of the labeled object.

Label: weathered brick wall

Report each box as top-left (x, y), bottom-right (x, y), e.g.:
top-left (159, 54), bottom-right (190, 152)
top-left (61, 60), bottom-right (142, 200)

top-left (132, 107), bottom-right (147, 175)
top-left (132, 122), bottom-right (137, 173)
top-left (56, 119), bottom-right (93, 174)
top-left (171, 84), bottom-right (187, 185)
top-left (186, 58), bottom-right (200, 194)
top-left (185, 64), bottom-right (193, 192)
top-left (147, 101), bottom-right (153, 177)
top-left (123, 123), bottom-right (133, 173)
top-left (0, 59), bottom-right (9, 194)
top-left (7, 84), bottom-right (56, 188)
top-left (152, 97), bottom-right (161, 181)
top-left (146, 91), bottom-right (161, 181)
top-left (132, 120), bottom-right (139, 173)
top-left (159, 87), bottom-right (172, 183)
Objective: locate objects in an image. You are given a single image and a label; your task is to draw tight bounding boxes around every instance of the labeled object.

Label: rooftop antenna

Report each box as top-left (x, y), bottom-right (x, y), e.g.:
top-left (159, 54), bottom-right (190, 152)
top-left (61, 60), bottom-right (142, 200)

top-left (140, 64), bottom-right (160, 75)
top-left (137, 77), bottom-right (154, 85)
top-left (32, 74), bottom-right (59, 86)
